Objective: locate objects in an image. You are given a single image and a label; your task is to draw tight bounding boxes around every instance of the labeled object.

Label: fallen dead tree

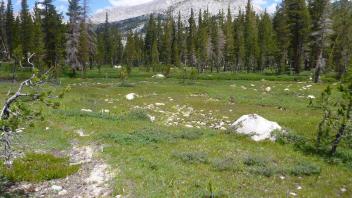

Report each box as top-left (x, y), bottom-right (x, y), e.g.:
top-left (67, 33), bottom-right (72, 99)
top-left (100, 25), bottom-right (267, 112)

top-left (0, 54), bottom-right (68, 166)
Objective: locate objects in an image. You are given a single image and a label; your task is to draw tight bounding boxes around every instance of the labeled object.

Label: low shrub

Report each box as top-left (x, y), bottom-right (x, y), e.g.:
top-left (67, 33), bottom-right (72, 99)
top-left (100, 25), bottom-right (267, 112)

top-left (0, 153), bottom-right (79, 182)
top-left (102, 128), bottom-right (174, 145)
top-left (174, 130), bottom-right (203, 140)
top-left (173, 151), bottom-right (208, 164)
top-left (243, 156), bottom-right (268, 167)
top-left (102, 127), bottom-right (204, 145)
top-left (54, 110), bottom-right (118, 121)
top-left (249, 166), bottom-right (276, 177)
top-left (289, 161), bottom-right (321, 176)
top-left (211, 158), bottom-right (239, 172)
top-left (123, 109), bottom-right (151, 121)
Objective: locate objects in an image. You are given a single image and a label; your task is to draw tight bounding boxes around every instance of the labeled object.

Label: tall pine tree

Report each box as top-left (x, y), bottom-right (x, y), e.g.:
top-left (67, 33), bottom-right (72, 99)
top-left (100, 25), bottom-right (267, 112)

top-left (20, 0), bottom-right (34, 62)
top-left (286, 0), bottom-right (310, 74)
top-left (244, 0), bottom-right (259, 72)
top-left (5, 0), bottom-right (14, 57)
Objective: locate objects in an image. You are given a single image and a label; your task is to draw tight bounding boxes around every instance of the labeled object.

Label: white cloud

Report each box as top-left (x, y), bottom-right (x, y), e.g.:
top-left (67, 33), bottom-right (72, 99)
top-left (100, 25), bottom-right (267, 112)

top-left (108, 0), bottom-right (154, 7)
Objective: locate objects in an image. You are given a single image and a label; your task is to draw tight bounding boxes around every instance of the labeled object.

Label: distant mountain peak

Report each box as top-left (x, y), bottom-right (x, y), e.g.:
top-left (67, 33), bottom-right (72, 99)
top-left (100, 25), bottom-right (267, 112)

top-left (92, 0), bottom-right (261, 24)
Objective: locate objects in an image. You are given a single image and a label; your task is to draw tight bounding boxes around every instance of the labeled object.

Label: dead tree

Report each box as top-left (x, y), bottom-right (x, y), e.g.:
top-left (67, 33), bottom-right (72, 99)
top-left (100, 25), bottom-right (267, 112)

top-left (0, 53), bottom-right (63, 166)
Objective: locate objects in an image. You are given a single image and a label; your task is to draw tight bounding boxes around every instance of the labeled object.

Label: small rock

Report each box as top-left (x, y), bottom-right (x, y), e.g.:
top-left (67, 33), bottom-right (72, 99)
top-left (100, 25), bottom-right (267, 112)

top-left (51, 185), bottom-right (63, 192)
top-left (152, 74), bottom-right (165, 79)
top-left (58, 189), bottom-right (68, 195)
top-left (279, 175), bottom-right (285, 180)
top-left (341, 187), bottom-right (347, 193)
top-left (126, 93), bottom-right (137, 101)
top-left (265, 87), bottom-right (272, 92)
top-left (290, 192), bottom-right (297, 196)
top-left (101, 109), bottom-right (110, 113)
top-left (297, 186), bottom-right (302, 190)
top-left (81, 109), bottom-right (93, 113)
top-left (155, 103), bottom-right (165, 106)
top-left (75, 129), bottom-right (89, 137)
top-left (147, 114), bottom-right (156, 122)
top-left (307, 95), bottom-right (316, 99)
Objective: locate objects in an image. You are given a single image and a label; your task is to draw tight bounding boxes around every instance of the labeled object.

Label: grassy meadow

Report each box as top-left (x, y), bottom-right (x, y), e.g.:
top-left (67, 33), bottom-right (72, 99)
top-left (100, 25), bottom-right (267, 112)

top-left (0, 66), bottom-right (351, 197)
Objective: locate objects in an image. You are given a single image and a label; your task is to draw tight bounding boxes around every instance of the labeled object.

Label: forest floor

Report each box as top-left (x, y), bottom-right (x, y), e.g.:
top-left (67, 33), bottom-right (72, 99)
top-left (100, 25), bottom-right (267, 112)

top-left (0, 69), bottom-right (351, 197)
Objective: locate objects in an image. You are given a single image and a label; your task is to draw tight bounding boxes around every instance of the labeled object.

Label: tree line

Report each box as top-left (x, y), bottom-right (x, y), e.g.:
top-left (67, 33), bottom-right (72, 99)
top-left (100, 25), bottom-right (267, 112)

top-left (97, 0), bottom-right (352, 81)
top-left (0, 0), bottom-right (351, 81)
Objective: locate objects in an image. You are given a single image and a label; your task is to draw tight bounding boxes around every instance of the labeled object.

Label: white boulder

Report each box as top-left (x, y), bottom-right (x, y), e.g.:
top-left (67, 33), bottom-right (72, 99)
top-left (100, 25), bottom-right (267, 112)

top-left (126, 93), bottom-right (138, 101)
top-left (230, 114), bottom-right (282, 141)
top-left (152, 74), bottom-right (165, 79)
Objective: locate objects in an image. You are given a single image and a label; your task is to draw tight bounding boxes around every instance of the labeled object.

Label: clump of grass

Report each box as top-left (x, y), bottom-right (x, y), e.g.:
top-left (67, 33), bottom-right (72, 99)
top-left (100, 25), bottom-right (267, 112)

top-left (211, 158), bottom-right (240, 172)
top-left (102, 128), bottom-right (174, 145)
top-left (275, 131), bottom-right (309, 150)
top-left (123, 109), bottom-right (151, 121)
top-left (173, 151), bottom-right (208, 164)
top-left (54, 110), bottom-right (118, 121)
top-left (289, 161), bottom-right (321, 176)
top-left (249, 166), bottom-right (276, 177)
top-left (174, 130), bottom-right (203, 140)
top-left (102, 128), bottom-right (204, 145)
top-left (117, 81), bottom-right (135, 87)
top-left (243, 156), bottom-right (268, 167)
top-left (0, 153), bottom-right (79, 182)
top-left (137, 157), bottom-right (158, 170)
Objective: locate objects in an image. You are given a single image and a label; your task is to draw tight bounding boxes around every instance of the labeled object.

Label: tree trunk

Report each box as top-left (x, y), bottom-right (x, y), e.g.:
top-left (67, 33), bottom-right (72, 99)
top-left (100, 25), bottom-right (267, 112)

top-left (12, 62), bottom-right (16, 83)
top-left (331, 99), bottom-right (352, 155)
top-left (331, 123), bottom-right (346, 155)
top-left (314, 50), bottom-right (323, 83)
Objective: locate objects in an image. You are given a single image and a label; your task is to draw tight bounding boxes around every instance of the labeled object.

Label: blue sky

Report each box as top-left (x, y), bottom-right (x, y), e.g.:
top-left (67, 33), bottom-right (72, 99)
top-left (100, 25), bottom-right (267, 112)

top-left (12, 0), bottom-right (280, 15)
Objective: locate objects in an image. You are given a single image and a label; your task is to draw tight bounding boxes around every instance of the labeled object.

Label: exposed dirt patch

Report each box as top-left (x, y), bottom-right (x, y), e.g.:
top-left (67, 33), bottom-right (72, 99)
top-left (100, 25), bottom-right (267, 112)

top-left (7, 133), bottom-right (115, 197)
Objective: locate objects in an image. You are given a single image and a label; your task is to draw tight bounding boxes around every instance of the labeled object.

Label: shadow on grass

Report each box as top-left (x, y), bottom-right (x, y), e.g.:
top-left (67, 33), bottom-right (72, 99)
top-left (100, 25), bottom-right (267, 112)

top-left (276, 132), bottom-right (352, 168)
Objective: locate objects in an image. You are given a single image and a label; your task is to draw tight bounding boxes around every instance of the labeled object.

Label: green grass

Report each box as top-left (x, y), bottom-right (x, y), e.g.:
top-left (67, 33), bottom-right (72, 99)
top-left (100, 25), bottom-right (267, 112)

top-left (0, 67), bottom-right (351, 197)
top-left (0, 153), bottom-right (79, 182)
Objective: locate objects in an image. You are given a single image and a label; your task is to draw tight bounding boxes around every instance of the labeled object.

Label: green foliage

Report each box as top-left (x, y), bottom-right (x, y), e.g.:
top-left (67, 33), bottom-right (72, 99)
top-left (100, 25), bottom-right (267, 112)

top-left (173, 130), bottom-right (203, 140)
top-left (101, 125), bottom-right (203, 145)
top-left (118, 66), bottom-right (129, 82)
top-left (189, 68), bottom-right (198, 81)
top-left (243, 156), bottom-right (268, 167)
top-left (102, 128), bottom-right (174, 145)
top-left (289, 161), bottom-right (321, 176)
top-left (275, 130), bottom-right (309, 150)
top-left (315, 82), bottom-right (352, 155)
top-left (162, 65), bottom-right (171, 77)
top-left (211, 157), bottom-right (239, 172)
top-left (173, 151), bottom-right (208, 164)
top-left (123, 109), bottom-right (150, 121)
top-left (249, 166), bottom-right (276, 177)
top-left (0, 153), bottom-right (79, 182)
